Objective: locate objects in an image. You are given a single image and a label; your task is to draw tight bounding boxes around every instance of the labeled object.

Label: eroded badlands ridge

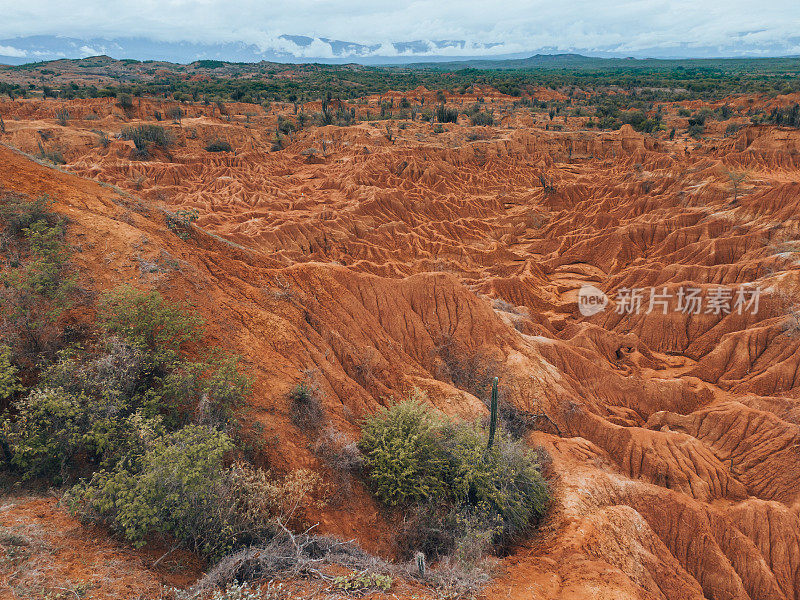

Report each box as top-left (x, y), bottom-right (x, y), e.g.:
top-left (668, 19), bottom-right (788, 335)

top-left (2, 94), bottom-right (800, 599)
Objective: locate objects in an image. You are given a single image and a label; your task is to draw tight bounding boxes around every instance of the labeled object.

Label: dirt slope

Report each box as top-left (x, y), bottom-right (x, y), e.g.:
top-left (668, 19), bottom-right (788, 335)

top-left (1, 96), bottom-right (800, 599)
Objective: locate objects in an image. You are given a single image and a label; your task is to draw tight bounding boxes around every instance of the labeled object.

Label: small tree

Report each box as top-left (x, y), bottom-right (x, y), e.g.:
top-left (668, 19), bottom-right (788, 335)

top-left (725, 169), bottom-right (747, 204)
top-left (167, 106), bottom-right (183, 124)
top-left (116, 94), bottom-right (134, 116)
top-left (55, 109), bottom-right (69, 126)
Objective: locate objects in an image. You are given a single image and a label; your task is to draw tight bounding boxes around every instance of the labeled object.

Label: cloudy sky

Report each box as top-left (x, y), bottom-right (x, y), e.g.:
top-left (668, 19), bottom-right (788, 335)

top-left (2, 0), bottom-right (800, 60)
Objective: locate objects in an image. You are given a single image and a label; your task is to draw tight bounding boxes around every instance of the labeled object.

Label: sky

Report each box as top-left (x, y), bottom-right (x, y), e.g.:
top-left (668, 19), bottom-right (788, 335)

top-left (1, 0), bottom-right (800, 61)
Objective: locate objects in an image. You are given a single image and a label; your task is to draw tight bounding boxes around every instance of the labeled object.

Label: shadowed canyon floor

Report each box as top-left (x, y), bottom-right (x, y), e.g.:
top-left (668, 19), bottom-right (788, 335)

top-left (2, 94), bottom-right (800, 599)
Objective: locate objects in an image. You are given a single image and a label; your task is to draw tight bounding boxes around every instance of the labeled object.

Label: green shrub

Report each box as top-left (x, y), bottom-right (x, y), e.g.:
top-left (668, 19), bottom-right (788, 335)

top-left (205, 139), bottom-right (233, 152)
top-left (688, 123), bottom-right (705, 138)
top-left (360, 393), bottom-right (549, 558)
top-left (121, 124), bottom-right (173, 157)
top-left (98, 286), bottom-right (203, 370)
top-left (435, 105), bottom-right (458, 123)
top-left (0, 202), bottom-right (74, 358)
top-left (359, 398), bottom-right (449, 506)
top-left (441, 424), bottom-right (549, 539)
top-left (470, 111), bottom-right (494, 126)
top-left (333, 572), bottom-right (393, 592)
top-left (1, 387), bottom-right (123, 480)
top-left (0, 195), bottom-right (58, 238)
top-left (67, 424), bottom-right (236, 555)
top-left (67, 426), bottom-right (321, 558)
top-left (116, 94), bottom-right (134, 114)
top-left (2, 285), bottom-right (250, 484)
top-left (160, 351), bottom-right (251, 428)
top-left (0, 346), bottom-right (22, 401)
top-left (165, 208), bottom-right (199, 240)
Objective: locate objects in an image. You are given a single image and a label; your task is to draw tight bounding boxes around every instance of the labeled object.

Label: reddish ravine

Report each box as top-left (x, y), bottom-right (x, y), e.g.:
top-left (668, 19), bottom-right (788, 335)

top-left (1, 94), bottom-right (800, 599)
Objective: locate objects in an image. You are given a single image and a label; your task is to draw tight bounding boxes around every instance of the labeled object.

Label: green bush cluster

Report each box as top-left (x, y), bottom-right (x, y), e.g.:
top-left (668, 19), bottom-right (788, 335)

top-left (332, 572), bottom-right (393, 592)
top-left (121, 124), bottom-right (173, 157)
top-left (1, 286), bottom-right (250, 482)
top-left (0, 282), bottom-right (314, 559)
top-left (359, 398), bottom-right (449, 506)
top-left (469, 111), bottom-right (494, 126)
top-left (205, 139), bottom-right (233, 152)
top-left (358, 394), bottom-right (549, 559)
top-left (0, 346), bottom-right (22, 402)
top-left (0, 197), bottom-right (332, 565)
top-left (435, 105), bottom-right (459, 123)
top-left (0, 195), bottom-right (74, 359)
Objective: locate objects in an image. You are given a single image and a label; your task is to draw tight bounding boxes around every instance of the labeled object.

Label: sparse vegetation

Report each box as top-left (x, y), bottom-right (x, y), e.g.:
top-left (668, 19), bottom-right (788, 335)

top-left (165, 208), bottom-right (200, 240)
top-left (288, 378), bottom-right (325, 431)
top-left (55, 109), bottom-right (69, 126)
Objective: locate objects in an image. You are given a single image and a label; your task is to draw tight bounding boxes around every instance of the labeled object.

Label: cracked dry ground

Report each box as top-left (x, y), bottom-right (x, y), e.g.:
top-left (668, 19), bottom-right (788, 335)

top-left (2, 96), bottom-right (800, 599)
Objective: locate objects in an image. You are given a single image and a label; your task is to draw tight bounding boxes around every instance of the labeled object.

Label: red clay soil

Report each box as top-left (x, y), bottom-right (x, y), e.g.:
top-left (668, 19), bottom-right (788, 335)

top-left (1, 94), bottom-right (800, 599)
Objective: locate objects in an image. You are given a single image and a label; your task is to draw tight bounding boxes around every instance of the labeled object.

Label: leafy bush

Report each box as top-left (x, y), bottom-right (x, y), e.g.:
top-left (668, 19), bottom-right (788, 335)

top-left (67, 424), bottom-right (235, 555)
top-left (205, 139), bottom-right (233, 152)
top-left (121, 124), bottom-right (173, 157)
top-left (98, 285), bottom-right (203, 370)
top-left (67, 428), bottom-right (321, 559)
top-left (165, 208), bottom-right (199, 240)
top-left (0, 346), bottom-right (21, 402)
top-left (360, 393), bottom-right (549, 557)
top-left (359, 398), bottom-right (449, 506)
top-left (470, 111), bottom-right (494, 126)
top-left (333, 572), bottom-right (393, 592)
top-left (688, 123), bottom-right (705, 138)
top-left (2, 284), bottom-right (251, 481)
top-left (441, 424), bottom-right (549, 539)
top-left (116, 94), bottom-right (134, 114)
top-left (160, 351), bottom-right (251, 428)
top-left (1, 387), bottom-right (124, 480)
top-left (765, 103), bottom-right (800, 128)
top-left (0, 197), bottom-right (74, 358)
top-left (0, 195), bottom-right (58, 238)
top-left (435, 105), bottom-right (459, 123)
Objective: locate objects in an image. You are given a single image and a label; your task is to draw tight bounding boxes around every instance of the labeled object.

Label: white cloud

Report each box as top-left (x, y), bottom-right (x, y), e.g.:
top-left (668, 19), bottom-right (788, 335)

top-left (0, 45), bottom-right (27, 57)
top-left (1, 0), bottom-right (799, 57)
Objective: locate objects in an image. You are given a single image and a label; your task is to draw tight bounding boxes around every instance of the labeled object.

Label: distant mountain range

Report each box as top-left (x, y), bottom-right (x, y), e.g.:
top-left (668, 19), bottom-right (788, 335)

top-left (2, 35), bottom-right (799, 68)
top-left (0, 35), bottom-right (526, 66)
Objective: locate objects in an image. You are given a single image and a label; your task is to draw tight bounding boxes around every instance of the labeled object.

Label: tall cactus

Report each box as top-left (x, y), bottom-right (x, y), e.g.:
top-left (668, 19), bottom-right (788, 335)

top-left (487, 376), bottom-right (499, 449)
top-left (415, 551), bottom-right (426, 578)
